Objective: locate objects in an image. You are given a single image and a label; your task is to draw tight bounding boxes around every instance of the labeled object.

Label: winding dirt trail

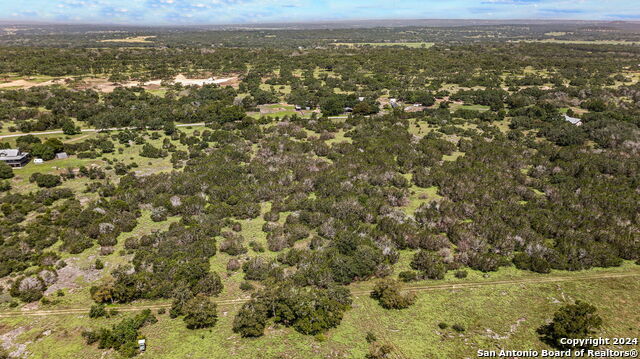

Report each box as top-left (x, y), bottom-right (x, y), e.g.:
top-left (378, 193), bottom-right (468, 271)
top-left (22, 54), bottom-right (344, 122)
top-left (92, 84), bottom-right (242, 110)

top-left (1, 271), bottom-right (637, 319)
top-left (0, 123), bottom-right (206, 139)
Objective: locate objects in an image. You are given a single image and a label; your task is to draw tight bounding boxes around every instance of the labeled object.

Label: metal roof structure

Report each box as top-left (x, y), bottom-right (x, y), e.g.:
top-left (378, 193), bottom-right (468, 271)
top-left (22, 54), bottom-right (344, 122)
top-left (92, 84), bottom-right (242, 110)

top-left (0, 149), bottom-right (28, 161)
top-left (564, 114), bottom-right (582, 126)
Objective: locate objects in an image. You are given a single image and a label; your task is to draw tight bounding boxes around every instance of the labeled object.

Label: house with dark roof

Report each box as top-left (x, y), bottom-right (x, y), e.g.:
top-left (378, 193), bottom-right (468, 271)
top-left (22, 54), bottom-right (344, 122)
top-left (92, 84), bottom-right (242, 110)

top-left (0, 149), bottom-right (30, 168)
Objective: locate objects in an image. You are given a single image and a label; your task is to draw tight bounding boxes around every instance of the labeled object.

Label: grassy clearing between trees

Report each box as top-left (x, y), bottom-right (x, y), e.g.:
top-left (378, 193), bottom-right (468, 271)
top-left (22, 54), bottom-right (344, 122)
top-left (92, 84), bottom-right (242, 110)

top-left (332, 42), bottom-right (435, 48)
top-left (7, 131), bottom-right (175, 193)
top-left (99, 36), bottom-right (156, 44)
top-left (5, 265), bottom-right (639, 359)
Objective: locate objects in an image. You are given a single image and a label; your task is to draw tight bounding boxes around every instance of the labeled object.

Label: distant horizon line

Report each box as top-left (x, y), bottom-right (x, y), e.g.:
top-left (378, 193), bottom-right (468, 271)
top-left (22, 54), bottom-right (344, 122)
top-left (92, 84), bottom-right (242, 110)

top-left (0, 18), bottom-right (638, 29)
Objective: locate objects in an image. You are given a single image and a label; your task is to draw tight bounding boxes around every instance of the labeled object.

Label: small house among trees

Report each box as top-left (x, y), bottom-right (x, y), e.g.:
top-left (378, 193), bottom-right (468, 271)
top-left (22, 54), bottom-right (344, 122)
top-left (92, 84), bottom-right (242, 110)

top-left (564, 114), bottom-right (583, 126)
top-left (0, 149), bottom-right (30, 168)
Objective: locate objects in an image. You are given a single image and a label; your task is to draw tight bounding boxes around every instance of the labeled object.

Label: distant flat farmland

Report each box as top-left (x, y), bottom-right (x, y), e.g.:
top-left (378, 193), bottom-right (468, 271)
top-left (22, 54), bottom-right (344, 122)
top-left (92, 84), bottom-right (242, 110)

top-left (516, 39), bottom-right (640, 45)
top-left (99, 36), bottom-right (156, 43)
top-left (332, 42), bottom-right (435, 48)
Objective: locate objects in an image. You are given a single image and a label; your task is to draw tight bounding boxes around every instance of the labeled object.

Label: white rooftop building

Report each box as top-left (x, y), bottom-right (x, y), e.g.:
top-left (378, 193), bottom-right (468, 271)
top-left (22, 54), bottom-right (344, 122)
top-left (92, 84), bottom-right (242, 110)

top-left (0, 149), bottom-right (30, 168)
top-left (564, 114), bottom-right (583, 126)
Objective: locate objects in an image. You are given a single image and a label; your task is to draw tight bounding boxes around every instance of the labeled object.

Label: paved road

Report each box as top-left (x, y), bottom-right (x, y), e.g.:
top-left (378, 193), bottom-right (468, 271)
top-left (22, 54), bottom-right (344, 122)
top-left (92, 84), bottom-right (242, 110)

top-left (0, 271), bottom-right (637, 318)
top-left (0, 123), bottom-right (206, 139)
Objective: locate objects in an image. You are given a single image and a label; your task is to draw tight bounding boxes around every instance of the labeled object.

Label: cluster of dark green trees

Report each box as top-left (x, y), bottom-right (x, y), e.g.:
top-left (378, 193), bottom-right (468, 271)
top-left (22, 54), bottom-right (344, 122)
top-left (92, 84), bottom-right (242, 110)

top-left (82, 309), bottom-right (156, 357)
top-left (538, 301), bottom-right (603, 350)
top-left (233, 283), bottom-right (352, 337)
top-left (0, 83), bottom-right (245, 132)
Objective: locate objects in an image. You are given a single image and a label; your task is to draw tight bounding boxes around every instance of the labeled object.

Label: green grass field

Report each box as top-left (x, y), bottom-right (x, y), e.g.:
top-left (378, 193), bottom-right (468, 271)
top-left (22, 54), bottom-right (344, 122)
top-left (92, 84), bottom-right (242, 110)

top-left (259, 83), bottom-right (292, 95)
top-left (5, 126), bottom-right (203, 194)
top-left (6, 264), bottom-right (639, 359)
top-left (451, 103), bottom-right (491, 112)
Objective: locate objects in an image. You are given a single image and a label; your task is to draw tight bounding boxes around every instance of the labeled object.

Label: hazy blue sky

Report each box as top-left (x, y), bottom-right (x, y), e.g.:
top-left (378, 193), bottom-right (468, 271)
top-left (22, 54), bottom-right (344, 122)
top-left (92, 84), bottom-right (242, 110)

top-left (2, 0), bottom-right (639, 25)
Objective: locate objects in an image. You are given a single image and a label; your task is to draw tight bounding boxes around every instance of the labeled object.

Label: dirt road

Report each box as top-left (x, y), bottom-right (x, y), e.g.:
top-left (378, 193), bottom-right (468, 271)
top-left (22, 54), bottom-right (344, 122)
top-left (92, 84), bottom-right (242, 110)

top-left (0, 123), bottom-right (206, 139)
top-left (1, 271), bottom-right (637, 319)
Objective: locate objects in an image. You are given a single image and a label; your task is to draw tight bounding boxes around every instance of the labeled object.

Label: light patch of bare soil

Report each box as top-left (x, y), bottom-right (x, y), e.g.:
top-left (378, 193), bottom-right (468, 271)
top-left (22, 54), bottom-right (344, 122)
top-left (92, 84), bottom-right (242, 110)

top-left (1, 28), bottom-right (20, 35)
top-left (99, 36), bottom-right (156, 43)
top-left (80, 75), bottom-right (239, 93)
top-left (1, 74), bottom-right (240, 93)
top-left (405, 105), bottom-right (427, 112)
top-left (171, 74), bottom-right (237, 86)
top-left (77, 77), bottom-right (141, 93)
top-left (259, 105), bottom-right (291, 115)
top-left (135, 74), bottom-right (238, 88)
top-left (484, 317), bottom-right (526, 340)
top-left (63, 134), bottom-right (92, 143)
top-left (21, 302), bottom-right (40, 311)
top-left (44, 257), bottom-right (102, 296)
top-left (0, 78), bottom-right (68, 89)
top-left (0, 326), bottom-right (29, 358)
